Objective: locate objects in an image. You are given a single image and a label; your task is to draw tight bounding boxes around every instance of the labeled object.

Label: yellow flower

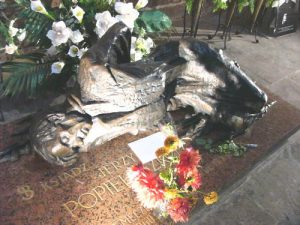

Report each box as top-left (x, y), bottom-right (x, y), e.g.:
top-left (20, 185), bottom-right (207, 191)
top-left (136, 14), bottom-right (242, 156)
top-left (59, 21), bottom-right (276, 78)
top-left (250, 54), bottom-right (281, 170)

top-left (164, 135), bottom-right (180, 151)
top-left (155, 146), bottom-right (169, 157)
top-left (203, 191), bottom-right (218, 205)
top-left (164, 189), bottom-right (179, 200)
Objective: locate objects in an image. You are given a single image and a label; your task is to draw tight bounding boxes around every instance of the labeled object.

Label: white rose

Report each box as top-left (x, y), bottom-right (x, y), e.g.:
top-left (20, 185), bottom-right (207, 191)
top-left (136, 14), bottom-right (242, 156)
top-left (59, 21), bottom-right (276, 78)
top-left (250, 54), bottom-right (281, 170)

top-left (5, 43), bottom-right (18, 54)
top-left (70, 30), bottom-right (84, 44)
top-left (47, 21), bottom-right (72, 46)
top-left (8, 20), bottom-right (19, 37)
top-left (115, 9), bottom-right (139, 30)
top-left (114, 2), bottom-right (134, 15)
top-left (51, 61), bottom-right (65, 74)
top-left (135, 0), bottom-right (148, 9)
top-left (46, 45), bottom-right (58, 56)
top-left (71, 5), bottom-right (85, 23)
top-left (77, 47), bottom-right (88, 59)
top-left (17, 29), bottom-right (26, 42)
top-left (94, 11), bottom-right (118, 38)
top-left (145, 37), bottom-right (154, 53)
top-left (30, 0), bottom-right (48, 15)
top-left (68, 45), bottom-right (79, 57)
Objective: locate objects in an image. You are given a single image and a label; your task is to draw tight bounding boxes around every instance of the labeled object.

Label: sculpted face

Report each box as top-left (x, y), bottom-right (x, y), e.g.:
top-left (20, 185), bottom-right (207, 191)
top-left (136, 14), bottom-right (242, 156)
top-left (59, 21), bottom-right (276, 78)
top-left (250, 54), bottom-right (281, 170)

top-left (31, 114), bottom-right (91, 166)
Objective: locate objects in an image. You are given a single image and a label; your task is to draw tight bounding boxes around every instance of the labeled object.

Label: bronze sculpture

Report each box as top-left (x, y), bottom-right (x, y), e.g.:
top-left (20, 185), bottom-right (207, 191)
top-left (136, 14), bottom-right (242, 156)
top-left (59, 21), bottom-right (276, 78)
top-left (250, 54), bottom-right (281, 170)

top-left (4, 23), bottom-right (272, 166)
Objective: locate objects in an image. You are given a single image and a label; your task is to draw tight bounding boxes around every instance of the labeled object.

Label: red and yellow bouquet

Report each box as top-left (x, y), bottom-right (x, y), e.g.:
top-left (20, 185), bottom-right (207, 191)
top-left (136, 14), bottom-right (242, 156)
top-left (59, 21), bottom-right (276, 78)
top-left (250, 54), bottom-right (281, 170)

top-left (127, 129), bottom-right (218, 223)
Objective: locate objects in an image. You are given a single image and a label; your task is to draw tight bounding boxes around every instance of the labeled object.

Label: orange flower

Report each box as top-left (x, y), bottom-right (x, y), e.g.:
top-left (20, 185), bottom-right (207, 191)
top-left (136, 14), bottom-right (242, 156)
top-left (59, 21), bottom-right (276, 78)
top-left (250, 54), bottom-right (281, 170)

top-left (203, 191), bottom-right (218, 205)
top-left (167, 197), bottom-right (192, 223)
top-left (155, 146), bottom-right (169, 157)
top-left (164, 135), bottom-right (180, 151)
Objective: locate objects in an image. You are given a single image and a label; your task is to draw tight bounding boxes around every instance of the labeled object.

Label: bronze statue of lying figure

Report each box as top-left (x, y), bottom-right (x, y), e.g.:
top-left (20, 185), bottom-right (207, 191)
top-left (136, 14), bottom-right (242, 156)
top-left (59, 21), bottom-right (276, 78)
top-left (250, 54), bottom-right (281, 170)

top-left (28, 23), bottom-right (272, 166)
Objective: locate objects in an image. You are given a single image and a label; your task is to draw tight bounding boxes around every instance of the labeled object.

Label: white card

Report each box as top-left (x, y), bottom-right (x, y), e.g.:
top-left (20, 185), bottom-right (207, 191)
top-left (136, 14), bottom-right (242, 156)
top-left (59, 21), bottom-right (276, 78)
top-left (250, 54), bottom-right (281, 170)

top-left (128, 132), bottom-right (167, 164)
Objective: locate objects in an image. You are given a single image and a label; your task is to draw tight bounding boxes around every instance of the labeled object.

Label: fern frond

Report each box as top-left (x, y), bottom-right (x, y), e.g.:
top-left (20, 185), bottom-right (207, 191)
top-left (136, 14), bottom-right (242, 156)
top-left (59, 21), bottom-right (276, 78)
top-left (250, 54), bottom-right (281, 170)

top-left (2, 53), bottom-right (54, 97)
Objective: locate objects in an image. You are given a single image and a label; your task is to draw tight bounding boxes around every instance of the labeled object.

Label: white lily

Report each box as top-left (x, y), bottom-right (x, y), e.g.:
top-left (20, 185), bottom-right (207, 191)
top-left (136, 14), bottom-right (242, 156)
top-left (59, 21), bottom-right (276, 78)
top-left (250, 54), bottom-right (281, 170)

top-left (46, 45), bottom-right (58, 56)
top-left (135, 0), bottom-right (148, 9)
top-left (70, 30), bottom-right (84, 44)
top-left (114, 2), bottom-right (139, 30)
top-left (68, 45), bottom-right (79, 57)
top-left (77, 47), bottom-right (88, 59)
top-left (114, 2), bottom-right (134, 15)
top-left (17, 29), bottom-right (26, 42)
top-left (47, 21), bottom-right (72, 46)
top-left (8, 20), bottom-right (19, 37)
top-left (71, 5), bottom-right (85, 23)
top-left (115, 10), bottom-right (139, 30)
top-left (5, 43), bottom-right (18, 54)
top-left (51, 61), bottom-right (65, 74)
top-left (30, 0), bottom-right (48, 15)
top-left (94, 11), bottom-right (118, 38)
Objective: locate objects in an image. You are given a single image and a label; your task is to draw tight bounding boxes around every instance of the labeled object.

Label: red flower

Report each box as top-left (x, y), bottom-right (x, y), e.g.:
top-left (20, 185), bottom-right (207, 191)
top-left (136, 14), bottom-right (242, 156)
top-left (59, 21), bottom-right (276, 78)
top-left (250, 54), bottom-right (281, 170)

top-left (127, 164), bottom-right (165, 209)
top-left (177, 147), bottom-right (201, 174)
top-left (178, 168), bottom-right (202, 191)
top-left (167, 197), bottom-right (192, 223)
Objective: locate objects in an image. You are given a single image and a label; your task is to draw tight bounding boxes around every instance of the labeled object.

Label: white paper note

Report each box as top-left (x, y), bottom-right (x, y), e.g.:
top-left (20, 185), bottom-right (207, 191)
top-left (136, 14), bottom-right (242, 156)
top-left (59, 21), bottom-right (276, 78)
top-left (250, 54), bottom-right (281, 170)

top-left (128, 132), bottom-right (167, 164)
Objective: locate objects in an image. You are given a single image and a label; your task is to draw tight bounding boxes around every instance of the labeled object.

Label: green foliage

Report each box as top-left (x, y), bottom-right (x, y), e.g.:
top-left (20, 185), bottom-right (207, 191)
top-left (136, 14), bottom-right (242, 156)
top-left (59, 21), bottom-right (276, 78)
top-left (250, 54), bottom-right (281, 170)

top-left (2, 53), bottom-right (54, 96)
top-left (212, 0), bottom-right (228, 12)
top-left (237, 0), bottom-right (255, 13)
top-left (0, 21), bottom-right (10, 48)
top-left (134, 10), bottom-right (172, 34)
top-left (185, 0), bottom-right (194, 14)
top-left (195, 138), bottom-right (248, 157)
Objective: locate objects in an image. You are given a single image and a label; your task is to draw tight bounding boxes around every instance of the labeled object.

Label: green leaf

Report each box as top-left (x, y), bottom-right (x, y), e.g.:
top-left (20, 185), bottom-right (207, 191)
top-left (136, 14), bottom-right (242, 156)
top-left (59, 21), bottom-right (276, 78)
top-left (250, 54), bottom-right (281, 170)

top-left (2, 53), bottom-right (53, 97)
top-left (159, 170), bottom-right (172, 184)
top-left (134, 10), bottom-right (172, 34)
top-left (185, 0), bottom-right (194, 14)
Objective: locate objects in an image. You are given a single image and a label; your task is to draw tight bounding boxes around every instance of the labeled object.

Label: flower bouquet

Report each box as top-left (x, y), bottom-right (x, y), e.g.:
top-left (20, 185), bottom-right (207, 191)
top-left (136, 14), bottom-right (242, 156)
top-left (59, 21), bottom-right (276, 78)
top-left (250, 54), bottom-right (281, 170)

top-left (0, 0), bottom-right (172, 97)
top-left (127, 131), bottom-right (218, 223)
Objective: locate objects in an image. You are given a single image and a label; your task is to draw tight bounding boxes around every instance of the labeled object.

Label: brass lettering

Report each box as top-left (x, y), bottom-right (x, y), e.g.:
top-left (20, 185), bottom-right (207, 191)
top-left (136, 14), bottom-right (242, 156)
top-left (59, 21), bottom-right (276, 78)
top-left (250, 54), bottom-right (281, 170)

top-left (40, 181), bottom-right (53, 191)
top-left (78, 192), bottom-right (98, 209)
top-left (111, 160), bottom-right (122, 170)
top-left (81, 163), bottom-right (90, 172)
top-left (48, 177), bottom-right (60, 187)
top-left (62, 201), bottom-right (78, 217)
top-left (92, 186), bottom-right (105, 201)
top-left (103, 179), bottom-right (123, 195)
top-left (62, 172), bottom-right (74, 180)
top-left (17, 185), bottom-right (35, 201)
top-left (118, 175), bottom-right (130, 188)
top-left (97, 165), bottom-right (112, 177)
top-left (125, 153), bottom-right (137, 164)
top-left (70, 167), bottom-right (82, 177)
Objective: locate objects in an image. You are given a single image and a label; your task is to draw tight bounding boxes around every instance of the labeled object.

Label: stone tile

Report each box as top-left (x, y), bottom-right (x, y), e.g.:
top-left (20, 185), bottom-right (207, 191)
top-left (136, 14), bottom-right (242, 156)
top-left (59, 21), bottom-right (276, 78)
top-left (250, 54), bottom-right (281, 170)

top-left (187, 194), bottom-right (277, 225)
top-left (269, 78), bottom-right (300, 110)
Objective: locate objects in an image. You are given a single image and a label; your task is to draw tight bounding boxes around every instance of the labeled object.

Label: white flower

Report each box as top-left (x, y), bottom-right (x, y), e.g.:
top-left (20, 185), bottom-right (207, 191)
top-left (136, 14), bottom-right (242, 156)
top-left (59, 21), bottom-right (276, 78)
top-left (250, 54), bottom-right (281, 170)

top-left (130, 49), bottom-right (143, 61)
top-left (30, 0), bottom-right (48, 15)
top-left (8, 20), bottom-right (19, 37)
top-left (5, 43), bottom-right (18, 54)
top-left (78, 47), bottom-right (88, 59)
top-left (51, 61), bottom-right (65, 74)
top-left (46, 45), bottom-right (58, 56)
top-left (115, 10), bottom-right (139, 30)
top-left (94, 11), bottom-right (118, 38)
top-left (115, 2), bottom-right (134, 15)
top-left (114, 2), bottom-right (139, 30)
top-left (47, 21), bottom-right (72, 46)
top-left (135, 0), bottom-right (148, 9)
top-left (17, 29), bottom-right (26, 42)
top-left (70, 30), bottom-right (84, 44)
top-left (71, 5), bottom-right (85, 23)
top-left (68, 45), bottom-right (79, 57)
